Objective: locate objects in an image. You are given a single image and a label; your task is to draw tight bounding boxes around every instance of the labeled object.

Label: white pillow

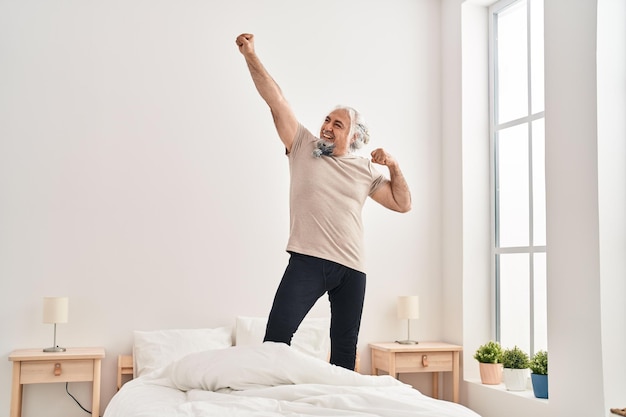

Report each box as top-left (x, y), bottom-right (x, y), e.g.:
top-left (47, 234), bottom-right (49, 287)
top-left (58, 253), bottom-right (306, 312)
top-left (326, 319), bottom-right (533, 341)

top-left (235, 316), bottom-right (330, 361)
top-left (133, 327), bottom-right (233, 377)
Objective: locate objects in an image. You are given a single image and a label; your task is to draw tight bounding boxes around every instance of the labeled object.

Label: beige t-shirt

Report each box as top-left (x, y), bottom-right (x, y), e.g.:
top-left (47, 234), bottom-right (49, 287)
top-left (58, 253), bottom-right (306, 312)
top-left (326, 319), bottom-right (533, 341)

top-left (286, 124), bottom-right (386, 272)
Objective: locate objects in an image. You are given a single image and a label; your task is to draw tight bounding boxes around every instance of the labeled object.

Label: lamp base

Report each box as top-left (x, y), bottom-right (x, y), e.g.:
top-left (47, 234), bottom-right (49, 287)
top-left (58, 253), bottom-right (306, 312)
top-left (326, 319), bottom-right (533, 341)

top-left (395, 340), bottom-right (419, 345)
top-left (43, 346), bottom-right (66, 352)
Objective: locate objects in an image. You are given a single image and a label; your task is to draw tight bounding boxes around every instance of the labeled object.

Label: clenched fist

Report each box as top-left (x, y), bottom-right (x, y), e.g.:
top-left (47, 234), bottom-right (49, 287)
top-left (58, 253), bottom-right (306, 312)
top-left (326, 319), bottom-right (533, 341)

top-left (236, 33), bottom-right (255, 55)
top-left (370, 148), bottom-right (397, 168)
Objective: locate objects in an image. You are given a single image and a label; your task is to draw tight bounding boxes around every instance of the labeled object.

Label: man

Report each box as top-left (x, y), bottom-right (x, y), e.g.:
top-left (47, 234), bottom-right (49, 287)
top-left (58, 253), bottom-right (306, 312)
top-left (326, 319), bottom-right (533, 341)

top-left (236, 33), bottom-right (411, 370)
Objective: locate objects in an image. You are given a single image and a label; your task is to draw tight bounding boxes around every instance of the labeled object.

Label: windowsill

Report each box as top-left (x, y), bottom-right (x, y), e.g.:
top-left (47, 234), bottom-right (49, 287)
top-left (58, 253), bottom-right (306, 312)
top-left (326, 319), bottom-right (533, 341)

top-left (465, 378), bottom-right (549, 403)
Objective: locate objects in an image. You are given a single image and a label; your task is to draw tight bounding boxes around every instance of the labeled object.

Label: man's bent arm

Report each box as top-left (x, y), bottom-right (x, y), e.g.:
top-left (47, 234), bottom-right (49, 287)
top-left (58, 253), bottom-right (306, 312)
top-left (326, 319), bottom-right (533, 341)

top-left (236, 33), bottom-right (298, 152)
top-left (370, 149), bottom-right (412, 213)
top-left (387, 164), bottom-right (412, 212)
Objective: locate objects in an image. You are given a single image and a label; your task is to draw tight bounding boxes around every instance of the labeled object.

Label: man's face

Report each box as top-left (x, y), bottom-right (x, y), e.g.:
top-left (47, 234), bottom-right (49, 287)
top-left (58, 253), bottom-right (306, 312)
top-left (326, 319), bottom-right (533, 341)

top-left (319, 109), bottom-right (353, 156)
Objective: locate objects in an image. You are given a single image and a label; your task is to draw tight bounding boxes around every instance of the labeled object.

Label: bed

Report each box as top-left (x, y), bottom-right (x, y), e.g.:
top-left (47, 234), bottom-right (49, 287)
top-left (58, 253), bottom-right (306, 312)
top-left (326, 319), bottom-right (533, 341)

top-left (103, 317), bottom-right (482, 417)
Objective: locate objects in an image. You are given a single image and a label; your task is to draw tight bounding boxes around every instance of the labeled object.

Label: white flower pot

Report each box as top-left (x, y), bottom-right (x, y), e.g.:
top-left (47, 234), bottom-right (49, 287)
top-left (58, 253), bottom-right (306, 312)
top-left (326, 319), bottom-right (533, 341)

top-left (502, 368), bottom-right (529, 391)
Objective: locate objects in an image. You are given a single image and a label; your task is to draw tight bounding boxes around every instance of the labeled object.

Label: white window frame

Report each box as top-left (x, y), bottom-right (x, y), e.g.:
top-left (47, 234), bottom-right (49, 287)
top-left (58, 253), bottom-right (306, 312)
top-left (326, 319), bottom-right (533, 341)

top-left (489, 0), bottom-right (546, 356)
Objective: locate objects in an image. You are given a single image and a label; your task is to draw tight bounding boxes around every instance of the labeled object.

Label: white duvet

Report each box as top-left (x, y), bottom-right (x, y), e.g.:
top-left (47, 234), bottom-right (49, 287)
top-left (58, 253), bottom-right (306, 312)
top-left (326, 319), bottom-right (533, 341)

top-left (104, 342), bottom-right (481, 417)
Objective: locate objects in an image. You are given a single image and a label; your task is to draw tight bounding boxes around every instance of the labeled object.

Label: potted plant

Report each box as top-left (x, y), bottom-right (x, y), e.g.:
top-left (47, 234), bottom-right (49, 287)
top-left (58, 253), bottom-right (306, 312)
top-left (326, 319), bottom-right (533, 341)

top-left (473, 341), bottom-right (503, 385)
top-left (529, 350), bottom-right (548, 398)
top-left (501, 345), bottom-right (530, 391)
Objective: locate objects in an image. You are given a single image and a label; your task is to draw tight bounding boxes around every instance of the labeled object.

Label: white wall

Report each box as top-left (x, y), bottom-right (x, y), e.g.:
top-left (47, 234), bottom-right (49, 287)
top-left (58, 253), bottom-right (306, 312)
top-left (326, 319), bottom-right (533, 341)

top-left (459, 0), bottom-right (491, 384)
top-left (597, 0), bottom-right (626, 411)
top-left (0, 1), bottom-right (445, 416)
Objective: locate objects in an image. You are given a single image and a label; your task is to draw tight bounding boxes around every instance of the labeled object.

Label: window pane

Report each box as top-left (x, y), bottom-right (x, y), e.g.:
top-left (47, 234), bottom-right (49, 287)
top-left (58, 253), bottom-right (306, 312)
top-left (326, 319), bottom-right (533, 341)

top-left (530, 0), bottom-right (544, 113)
top-left (496, 0), bottom-right (528, 124)
top-left (533, 253), bottom-right (547, 352)
top-left (497, 124), bottom-right (529, 247)
top-left (532, 119), bottom-right (546, 245)
top-left (499, 253), bottom-right (530, 352)
top-left (492, 0), bottom-right (546, 360)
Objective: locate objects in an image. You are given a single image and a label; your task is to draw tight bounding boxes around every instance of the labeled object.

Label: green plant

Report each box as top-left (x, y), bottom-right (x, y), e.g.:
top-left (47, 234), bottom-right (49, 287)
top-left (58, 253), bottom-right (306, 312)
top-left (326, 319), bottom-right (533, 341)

top-left (474, 341), bottom-right (503, 364)
top-left (529, 350), bottom-right (548, 375)
top-left (501, 346), bottom-right (530, 369)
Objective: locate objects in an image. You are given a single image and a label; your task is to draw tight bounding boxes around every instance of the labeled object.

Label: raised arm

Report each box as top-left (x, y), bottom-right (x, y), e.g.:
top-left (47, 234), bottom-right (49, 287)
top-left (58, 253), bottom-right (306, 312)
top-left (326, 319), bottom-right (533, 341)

top-left (370, 148), bottom-right (412, 213)
top-left (236, 33), bottom-right (298, 153)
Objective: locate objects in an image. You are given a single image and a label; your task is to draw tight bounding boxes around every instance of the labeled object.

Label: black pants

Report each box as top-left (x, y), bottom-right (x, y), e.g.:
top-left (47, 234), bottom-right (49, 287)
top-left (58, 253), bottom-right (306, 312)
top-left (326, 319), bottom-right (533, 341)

top-left (263, 252), bottom-right (366, 370)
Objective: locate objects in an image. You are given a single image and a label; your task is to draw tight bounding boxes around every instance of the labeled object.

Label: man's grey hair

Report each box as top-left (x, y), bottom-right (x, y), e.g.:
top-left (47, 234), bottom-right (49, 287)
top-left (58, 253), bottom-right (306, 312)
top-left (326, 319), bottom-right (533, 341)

top-left (334, 105), bottom-right (370, 152)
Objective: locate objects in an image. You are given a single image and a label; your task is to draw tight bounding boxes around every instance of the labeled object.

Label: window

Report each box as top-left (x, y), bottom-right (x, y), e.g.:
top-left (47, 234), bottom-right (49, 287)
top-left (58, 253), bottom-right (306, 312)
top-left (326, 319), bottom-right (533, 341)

top-left (489, 0), bottom-right (546, 355)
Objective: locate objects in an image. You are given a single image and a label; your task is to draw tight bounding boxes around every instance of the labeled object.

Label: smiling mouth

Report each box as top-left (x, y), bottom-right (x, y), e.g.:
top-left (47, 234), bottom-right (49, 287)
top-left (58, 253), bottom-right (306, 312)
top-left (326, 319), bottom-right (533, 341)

top-left (322, 130), bottom-right (335, 140)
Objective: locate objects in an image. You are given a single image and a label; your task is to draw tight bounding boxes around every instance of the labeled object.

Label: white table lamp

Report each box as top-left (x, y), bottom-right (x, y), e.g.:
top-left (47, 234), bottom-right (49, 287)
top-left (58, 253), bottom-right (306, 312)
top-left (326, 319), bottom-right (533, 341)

top-left (43, 297), bottom-right (68, 352)
top-left (396, 295), bottom-right (419, 344)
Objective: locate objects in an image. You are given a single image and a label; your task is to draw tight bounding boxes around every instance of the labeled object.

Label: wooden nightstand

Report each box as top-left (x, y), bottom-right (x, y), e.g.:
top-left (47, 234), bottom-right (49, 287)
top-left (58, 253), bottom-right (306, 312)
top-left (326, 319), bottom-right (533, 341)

top-left (369, 342), bottom-right (462, 403)
top-left (8, 347), bottom-right (105, 417)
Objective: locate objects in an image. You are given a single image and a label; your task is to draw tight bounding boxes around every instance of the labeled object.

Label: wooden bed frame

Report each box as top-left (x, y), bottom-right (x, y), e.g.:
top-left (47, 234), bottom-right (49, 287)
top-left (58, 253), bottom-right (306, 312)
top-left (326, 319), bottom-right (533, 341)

top-left (116, 352), bottom-right (361, 390)
top-left (117, 355), bottom-right (134, 390)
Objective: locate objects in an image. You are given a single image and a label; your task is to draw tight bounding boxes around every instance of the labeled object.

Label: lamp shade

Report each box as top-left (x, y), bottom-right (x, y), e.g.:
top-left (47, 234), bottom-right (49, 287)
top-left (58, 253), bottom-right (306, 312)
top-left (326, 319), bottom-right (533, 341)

top-left (397, 296), bottom-right (419, 320)
top-left (43, 297), bottom-right (68, 324)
